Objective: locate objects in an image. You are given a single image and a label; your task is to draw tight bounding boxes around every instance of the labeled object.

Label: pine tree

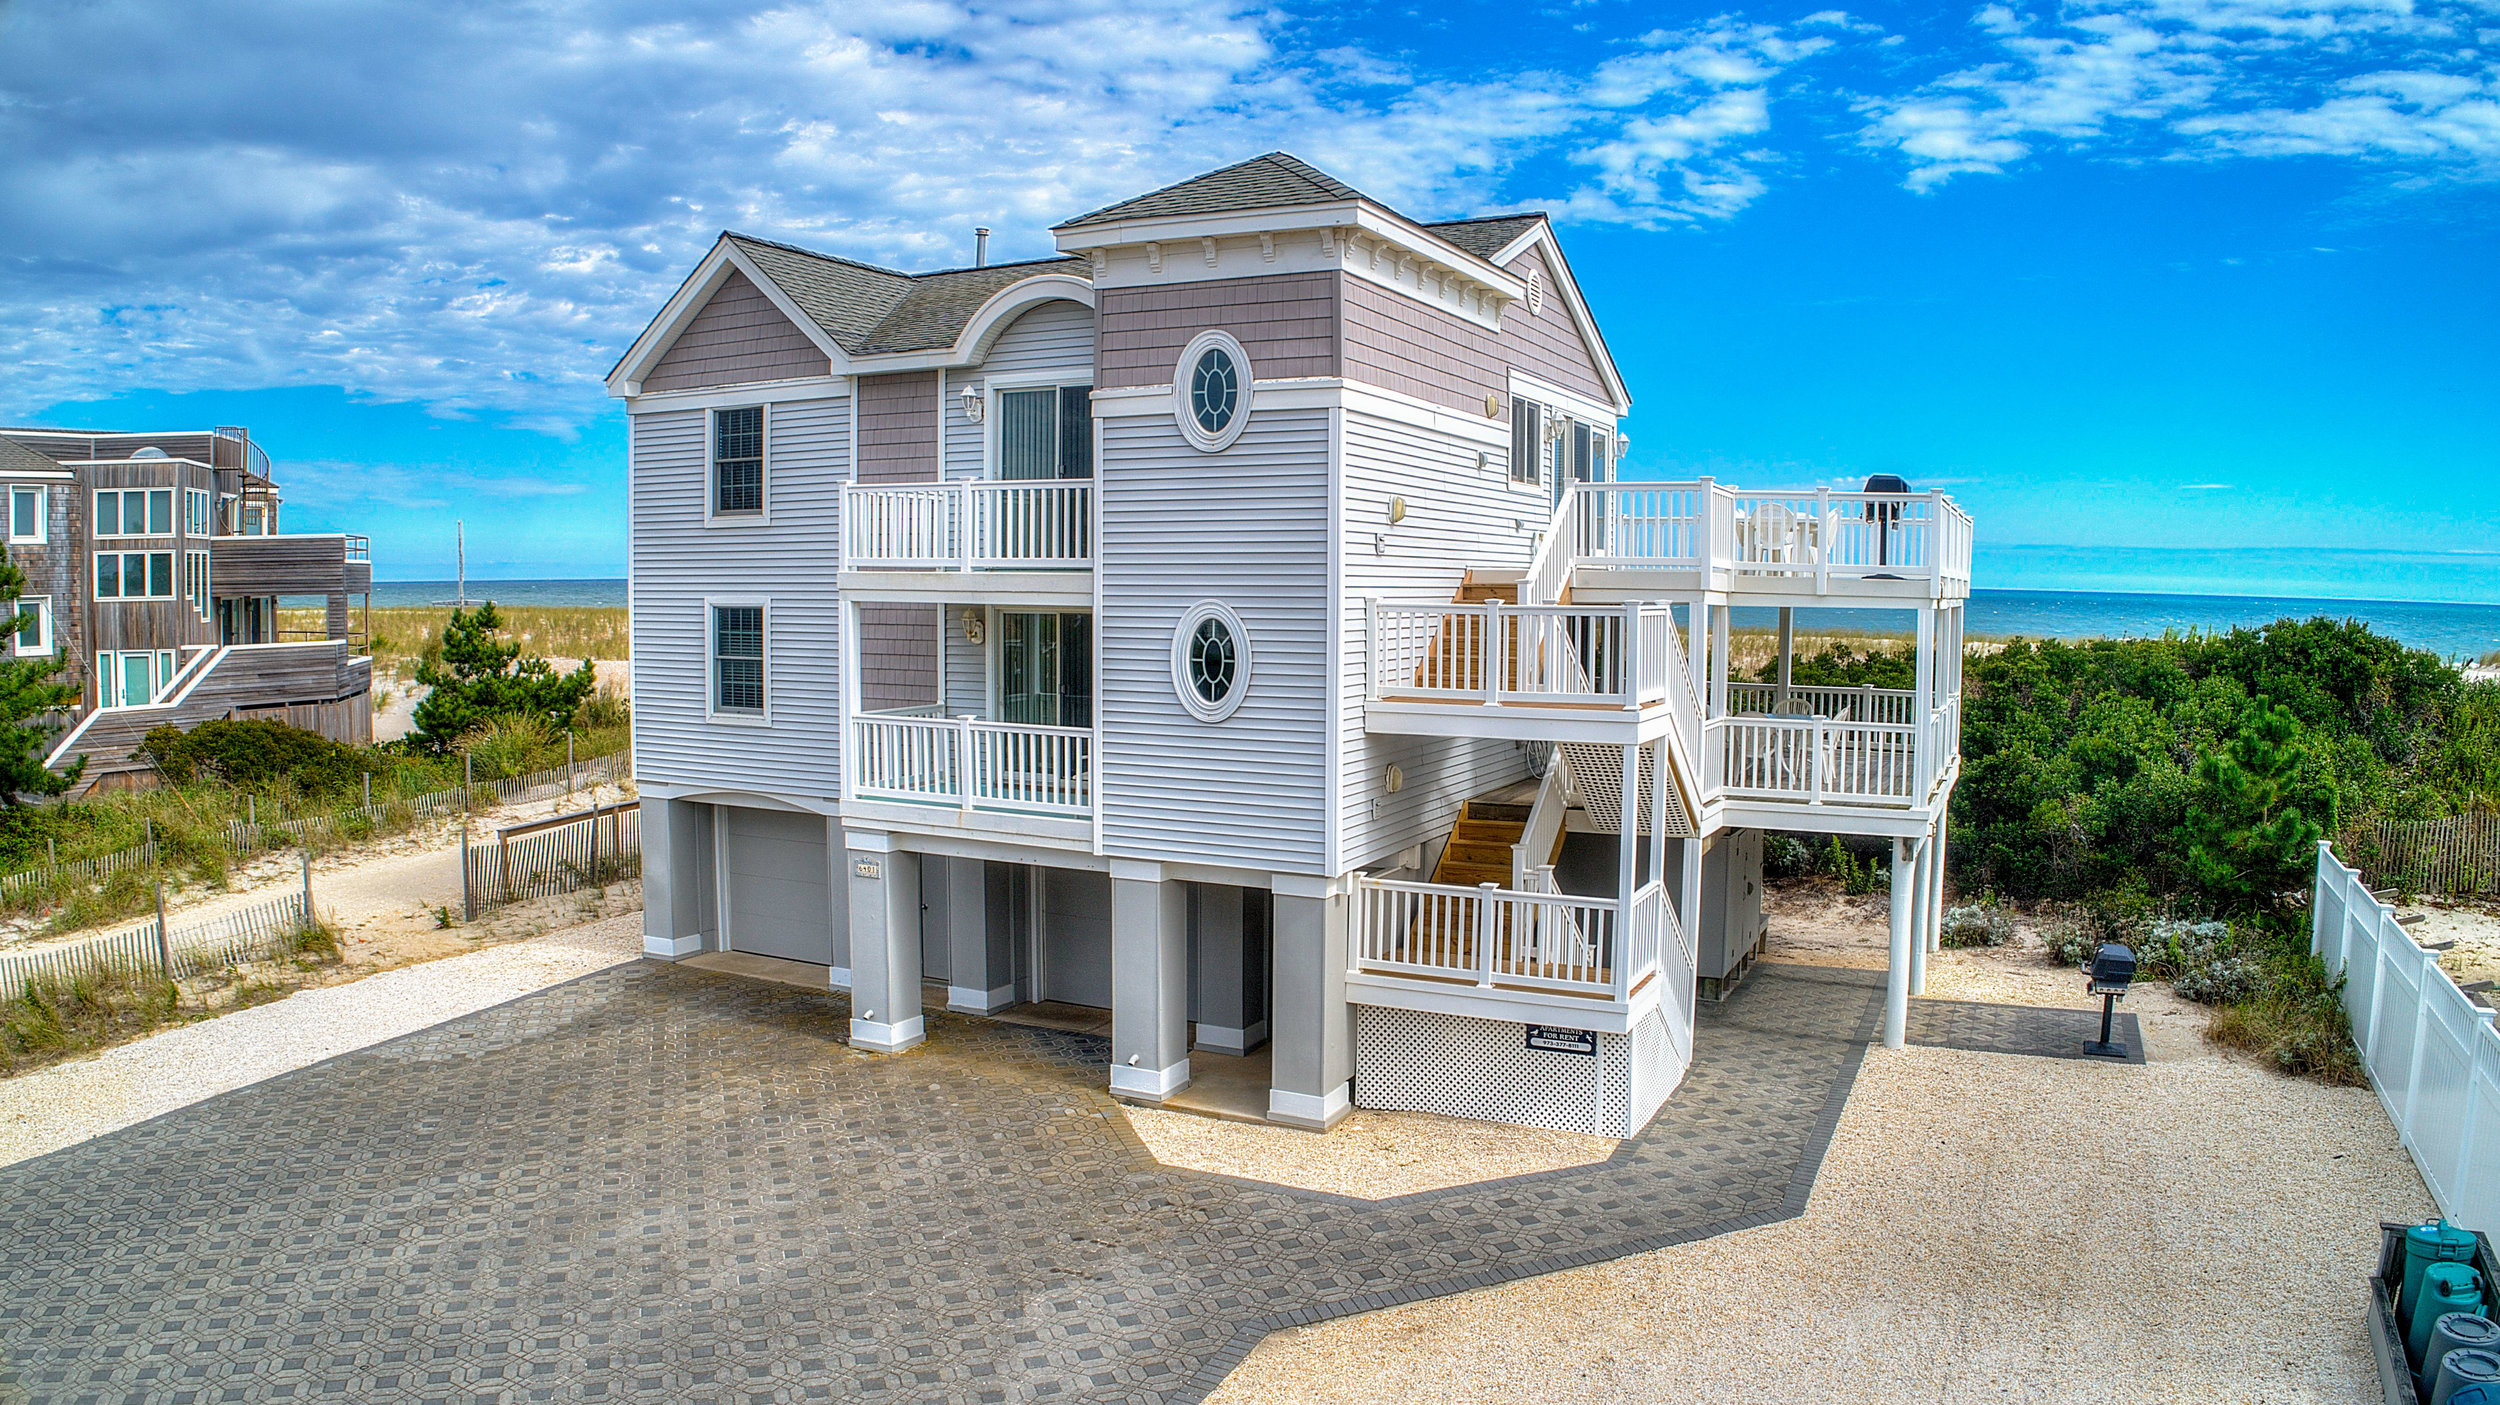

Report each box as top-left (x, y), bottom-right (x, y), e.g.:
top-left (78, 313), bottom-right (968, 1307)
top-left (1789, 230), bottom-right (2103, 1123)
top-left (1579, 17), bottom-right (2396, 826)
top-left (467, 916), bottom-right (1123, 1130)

top-left (0, 544), bottom-right (84, 802)
top-left (2185, 695), bottom-right (2332, 913)
top-left (408, 602), bottom-right (597, 753)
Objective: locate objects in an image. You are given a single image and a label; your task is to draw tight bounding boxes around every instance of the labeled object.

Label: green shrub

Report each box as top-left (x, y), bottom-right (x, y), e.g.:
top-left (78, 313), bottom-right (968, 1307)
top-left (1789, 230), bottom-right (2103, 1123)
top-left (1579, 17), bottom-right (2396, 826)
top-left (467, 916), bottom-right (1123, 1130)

top-left (1940, 900), bottom-right (2018, 948)
top-left (140, 719), bottom-right (379, 797)
top-left (1824, 836), bottom-right (1888, 895)
top-left (461, 714), bottom-right (555, 781)
top-left (1763, 833), bottom-right (1814, 881)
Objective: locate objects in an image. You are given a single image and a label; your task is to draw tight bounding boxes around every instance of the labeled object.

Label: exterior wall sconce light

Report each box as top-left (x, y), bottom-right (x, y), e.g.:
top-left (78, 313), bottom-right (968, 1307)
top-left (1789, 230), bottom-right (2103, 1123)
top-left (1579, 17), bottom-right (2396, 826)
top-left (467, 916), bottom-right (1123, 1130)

top-left (1383, 764), bottom-right (1404, 793)
top-left (1388, 496), bottom-right (1407, 524)
top-left (1483, 393), bottom-right (1500, 418)
top-left (959, 384), bottom-right (985, 424)
top-left (961, 609), bottom-right (984, 644)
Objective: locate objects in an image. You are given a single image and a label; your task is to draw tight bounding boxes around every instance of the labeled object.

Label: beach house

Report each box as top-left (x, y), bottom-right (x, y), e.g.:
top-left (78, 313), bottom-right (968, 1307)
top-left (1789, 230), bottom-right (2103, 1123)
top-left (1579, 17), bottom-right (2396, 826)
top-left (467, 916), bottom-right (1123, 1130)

top-left (609, 153), bottom-right (1971, 1135)
top-left (0, 424), bottom-right (375, 788)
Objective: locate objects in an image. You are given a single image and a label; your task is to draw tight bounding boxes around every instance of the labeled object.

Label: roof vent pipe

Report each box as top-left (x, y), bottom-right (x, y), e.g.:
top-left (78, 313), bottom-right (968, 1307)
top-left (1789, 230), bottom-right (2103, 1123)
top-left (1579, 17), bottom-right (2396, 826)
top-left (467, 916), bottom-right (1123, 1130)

top-left (974, 227), bottom-right (990, 267)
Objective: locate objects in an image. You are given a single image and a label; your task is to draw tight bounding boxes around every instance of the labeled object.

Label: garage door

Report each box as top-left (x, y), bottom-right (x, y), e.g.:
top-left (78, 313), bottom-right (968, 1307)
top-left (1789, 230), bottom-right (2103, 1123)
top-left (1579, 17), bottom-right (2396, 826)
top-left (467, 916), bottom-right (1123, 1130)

top-left (723, 807), bottom-right (838, 965)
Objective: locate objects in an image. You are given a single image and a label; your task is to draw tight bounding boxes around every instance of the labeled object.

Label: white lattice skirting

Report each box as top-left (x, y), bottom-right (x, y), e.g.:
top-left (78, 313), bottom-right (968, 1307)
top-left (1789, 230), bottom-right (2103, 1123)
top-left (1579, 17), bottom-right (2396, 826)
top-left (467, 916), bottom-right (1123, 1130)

top-left (1353, 1005), bottom-right (1684, 1138)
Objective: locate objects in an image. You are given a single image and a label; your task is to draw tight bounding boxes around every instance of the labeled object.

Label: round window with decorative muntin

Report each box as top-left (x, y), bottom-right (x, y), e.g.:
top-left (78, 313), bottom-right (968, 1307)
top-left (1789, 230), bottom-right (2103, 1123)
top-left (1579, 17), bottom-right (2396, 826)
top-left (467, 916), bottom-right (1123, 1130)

top-left (1171, 600), bottom-right (1251, 721)
top-left (1173, 330), bottom-right (1253, 451)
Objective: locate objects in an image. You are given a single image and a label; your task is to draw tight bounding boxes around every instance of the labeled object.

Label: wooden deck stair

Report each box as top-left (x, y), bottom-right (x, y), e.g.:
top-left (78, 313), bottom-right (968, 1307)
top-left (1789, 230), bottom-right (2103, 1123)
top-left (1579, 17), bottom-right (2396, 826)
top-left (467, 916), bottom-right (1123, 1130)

top-left (1408, 576), bottom-right (1588, 695)
top-left (1429, 797), bottom-right (1533, 890)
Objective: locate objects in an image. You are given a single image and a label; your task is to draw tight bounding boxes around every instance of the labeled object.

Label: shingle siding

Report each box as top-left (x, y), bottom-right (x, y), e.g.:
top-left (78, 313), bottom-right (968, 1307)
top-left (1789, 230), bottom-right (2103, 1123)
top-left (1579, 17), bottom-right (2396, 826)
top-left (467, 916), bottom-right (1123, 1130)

top-left (1096, 407), bottom-right (1331, 871)
top-left (1498, 245), bottom-right (1610, 405)
top-left (1098, 274), bottom-right (1338, 389)
top-left (644, 270), bottom-right (828, 393)
top-left (856, 371), bottom-right (939, 484)
top-left (628, 399), bottom-right (845, 800)
top-left (858, 605), bottom-right (939, 713)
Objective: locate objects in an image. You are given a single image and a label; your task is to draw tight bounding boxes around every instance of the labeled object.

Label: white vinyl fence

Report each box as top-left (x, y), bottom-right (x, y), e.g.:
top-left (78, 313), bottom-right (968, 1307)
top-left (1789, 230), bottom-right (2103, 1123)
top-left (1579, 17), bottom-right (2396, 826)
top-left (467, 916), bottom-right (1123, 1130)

top-left (2314, 840), bottom-right (2499, 1235)
top-left (0, 888), bottom-right (321, 990)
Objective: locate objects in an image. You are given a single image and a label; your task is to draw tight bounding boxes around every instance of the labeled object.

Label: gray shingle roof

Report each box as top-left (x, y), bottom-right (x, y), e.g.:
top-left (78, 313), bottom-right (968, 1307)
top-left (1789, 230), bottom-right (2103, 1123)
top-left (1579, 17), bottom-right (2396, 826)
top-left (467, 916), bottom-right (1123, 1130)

top-left (1424, 213), bottom-right (1547, 261)
top-left (723, 235), bottom-right (1085, 356)
top-left (0, 435), bottom-right (63, 477)
top-left (1054, 152), bottom-right (1364, 231)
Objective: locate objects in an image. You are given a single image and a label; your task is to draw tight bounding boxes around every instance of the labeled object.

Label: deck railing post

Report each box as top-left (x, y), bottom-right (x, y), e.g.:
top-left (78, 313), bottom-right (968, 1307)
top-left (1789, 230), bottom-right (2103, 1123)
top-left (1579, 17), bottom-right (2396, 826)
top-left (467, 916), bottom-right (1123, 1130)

top-left (1928, 491), bottom-right (1945, 583)
top-left (1476, 883), bottom-right (1498, 987)
top-left (957, 481), bottom-right (976, 572)
top-left (1482, 602), bottom-right (1501, 706)
top-left (957, 716), bottom-right (976, 812)
top-left (1362, 597), bottom-right (1376, 701)
top-left (1621, 602), bottom-right (1641, 709)
top-left (1694, 476), bottom-right (1715, 573)
top-left (1815, 485), bottom-right (1831, 594)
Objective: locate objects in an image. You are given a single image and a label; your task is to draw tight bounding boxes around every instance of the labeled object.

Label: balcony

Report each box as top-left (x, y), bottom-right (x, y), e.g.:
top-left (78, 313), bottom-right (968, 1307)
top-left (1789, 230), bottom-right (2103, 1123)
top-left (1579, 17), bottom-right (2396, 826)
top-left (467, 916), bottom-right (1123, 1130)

top-left (1347, 875), bottom-right (1689, 1034)
top-left (846, 708), bottom-right (1094, 837)
top-left (840, 480), bottom-right (1092, 605)
top-left (1568, 481), bottom-right (1972, 598)
top-left (1363, 600), bottom-right (1696, 744)
top-left (210, 532), bottom-right (373, 600)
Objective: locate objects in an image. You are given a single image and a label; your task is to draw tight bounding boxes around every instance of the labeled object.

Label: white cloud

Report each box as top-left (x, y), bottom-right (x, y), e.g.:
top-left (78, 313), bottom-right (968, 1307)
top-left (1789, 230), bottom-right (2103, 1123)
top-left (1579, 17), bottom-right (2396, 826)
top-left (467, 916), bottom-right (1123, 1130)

top-left (1858, 0), bottom-right (2500, 188)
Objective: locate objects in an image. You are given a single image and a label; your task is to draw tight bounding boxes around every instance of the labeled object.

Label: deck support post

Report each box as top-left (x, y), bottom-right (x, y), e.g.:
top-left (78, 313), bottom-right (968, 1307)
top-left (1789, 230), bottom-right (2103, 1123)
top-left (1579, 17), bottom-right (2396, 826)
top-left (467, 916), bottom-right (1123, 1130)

top-left (1110, 861), bottom-right (1191, 1103)
top-left (1191, 885), bottom-right (1260, 1055)
top-left (639, 799), bottom-right (710, 960)
top-left (1617, 741), bottom-right (1641, 913)
top-left (1774, 607), bottom-right (1794, 714)
top-left (845, 829), bottom-right (924, 1052)
top-left (943, 858), bottom-right (1012, 1014)
top-left (1908, 824), bottom-right (1935, 997)
top-left (1269, 875), bottom-right (1352, 1130)
top-left (1884, 835), bottom-right (1920, 1049)
top-left (1928, 814), bottom-right (1950, 955)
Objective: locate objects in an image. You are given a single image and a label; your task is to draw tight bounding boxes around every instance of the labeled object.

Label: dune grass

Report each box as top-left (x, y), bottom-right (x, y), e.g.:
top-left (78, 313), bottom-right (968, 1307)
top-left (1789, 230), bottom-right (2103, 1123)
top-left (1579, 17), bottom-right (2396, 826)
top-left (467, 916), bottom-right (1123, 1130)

top-left (283, 604), bottom-right (630, 671)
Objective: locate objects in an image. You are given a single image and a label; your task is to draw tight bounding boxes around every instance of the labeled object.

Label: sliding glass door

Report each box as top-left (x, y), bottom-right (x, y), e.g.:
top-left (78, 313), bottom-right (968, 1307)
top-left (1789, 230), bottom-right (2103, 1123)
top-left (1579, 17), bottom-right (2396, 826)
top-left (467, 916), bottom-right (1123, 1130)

top-left (999, 612), bottom-right (1092, 728)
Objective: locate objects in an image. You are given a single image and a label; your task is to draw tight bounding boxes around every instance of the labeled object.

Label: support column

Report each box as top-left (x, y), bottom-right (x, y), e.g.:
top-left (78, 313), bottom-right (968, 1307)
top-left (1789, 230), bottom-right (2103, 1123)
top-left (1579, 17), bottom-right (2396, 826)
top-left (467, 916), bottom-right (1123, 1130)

top-left (1774, 607), bottom-right (1795, 713)
top-left (1908, 826), bottom-right (1935, 997)
top-left (1110, 860), bottom-right (1190, 1101)
top-left (1884, 836), bottom-right (1920, 1049)
top-left (1928, 814), bottom-right (1950, 955)
top-left (1710, 600), bottom-right (1731, 719)
top-left (1269, 875), bottom-right (1352, 1130)
top-left (945, 858), bottom-right (1012, 1014)
top-left (1192, 885), bottom-right (1259, 1055)
top-left (639, 798), bottom-right (712, 960)
top-left (844, 830), bottom-right (924, 1052)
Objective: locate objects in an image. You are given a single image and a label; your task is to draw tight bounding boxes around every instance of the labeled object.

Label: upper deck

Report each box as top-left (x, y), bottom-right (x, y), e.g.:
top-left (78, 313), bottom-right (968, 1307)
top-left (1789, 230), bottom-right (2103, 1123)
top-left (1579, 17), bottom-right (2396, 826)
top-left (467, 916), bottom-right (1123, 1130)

top-left (1564, 480), bottom-right (1972, 604)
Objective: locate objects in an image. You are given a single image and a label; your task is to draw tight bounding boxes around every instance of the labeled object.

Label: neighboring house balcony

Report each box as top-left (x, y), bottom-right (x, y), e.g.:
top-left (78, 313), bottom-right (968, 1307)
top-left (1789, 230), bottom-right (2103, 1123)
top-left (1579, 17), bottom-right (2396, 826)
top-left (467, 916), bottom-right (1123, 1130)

top-left (839, 479), bottom-right (1091, 607)
top-left (210, 532), bottom-right (374, 643)
top-left (844, 706), bottom-right (1094, 844)
top-left (1565, 481), bottom-right (1973, 602)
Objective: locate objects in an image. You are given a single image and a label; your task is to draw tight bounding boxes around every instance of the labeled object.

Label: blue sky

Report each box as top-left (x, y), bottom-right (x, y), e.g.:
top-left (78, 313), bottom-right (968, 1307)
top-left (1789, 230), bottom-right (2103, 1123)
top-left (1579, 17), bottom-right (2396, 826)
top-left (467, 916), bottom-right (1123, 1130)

top-left (4, 0), bottom-right (2495, 594)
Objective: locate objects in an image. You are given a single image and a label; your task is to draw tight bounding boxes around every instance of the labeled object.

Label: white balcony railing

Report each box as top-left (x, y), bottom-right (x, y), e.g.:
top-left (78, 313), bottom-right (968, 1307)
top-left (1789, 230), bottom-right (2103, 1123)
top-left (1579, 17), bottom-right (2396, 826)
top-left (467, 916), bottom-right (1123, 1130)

top-left (842, 480), bottom-right (1093, 571)
top-left (1369, 601), bottom-right (1677, 710)
top-left (849, 712), bottom-right (1093, 818)
top-left (1725, 681), bottom-right (1917, 726)
top-left (1571, 481), bottom-right (1973, 590)
top-left (1353, 876), bottom-right (1672, 1003)
top-left (1707, 692), bottom-right (1958, 807)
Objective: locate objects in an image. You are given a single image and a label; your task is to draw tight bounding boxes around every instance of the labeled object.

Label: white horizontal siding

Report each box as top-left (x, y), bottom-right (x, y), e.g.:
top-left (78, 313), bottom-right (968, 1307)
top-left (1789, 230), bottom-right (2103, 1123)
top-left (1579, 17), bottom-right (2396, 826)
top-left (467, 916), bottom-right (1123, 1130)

top-left (946, 300), bottom-right (1096, 480)
top-left (1098, 406), bottom-right (1330, 871)
top-left (629, 397), bottom-right (846, 801)
top-left (1337, 407), bottom-right (1538, 870)
top-left (943, 604), bottom-right (986, 716)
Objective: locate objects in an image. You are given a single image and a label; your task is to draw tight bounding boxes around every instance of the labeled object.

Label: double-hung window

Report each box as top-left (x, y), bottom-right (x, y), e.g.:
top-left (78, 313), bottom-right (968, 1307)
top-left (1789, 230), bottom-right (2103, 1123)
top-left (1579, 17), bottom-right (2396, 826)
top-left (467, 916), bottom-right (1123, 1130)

top-left (712, 406), bottom-right (765, 516)
top-left (12, 596), bottom-right (50, 657)
top-left (95, 551), bottom-right (175, 599)
top-left (995, 385), bottom-right (1094, 480)
top-left (9, 486), bottom-right (45, 544)
top-left (183, 488), bottom-right (212, 537)
top-left (711, 604), bottom-right (765, 716)
top-left (94, 488), bottom-right (173, 537)
top-left (184, 550), bottom-right (211, 618)
top-left (1509, 398), bottom-right (1544, 486)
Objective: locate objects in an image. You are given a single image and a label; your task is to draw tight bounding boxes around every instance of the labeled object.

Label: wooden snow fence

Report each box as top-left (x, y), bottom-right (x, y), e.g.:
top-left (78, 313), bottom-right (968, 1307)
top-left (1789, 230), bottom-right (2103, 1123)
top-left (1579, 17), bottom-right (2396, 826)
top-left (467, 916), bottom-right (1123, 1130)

top-left (2361, 812), bottom-right (2500, 898)
top-left (0, 888), bottom-right (320, 991)
top-left (463, 802), bottom-right (640, 917)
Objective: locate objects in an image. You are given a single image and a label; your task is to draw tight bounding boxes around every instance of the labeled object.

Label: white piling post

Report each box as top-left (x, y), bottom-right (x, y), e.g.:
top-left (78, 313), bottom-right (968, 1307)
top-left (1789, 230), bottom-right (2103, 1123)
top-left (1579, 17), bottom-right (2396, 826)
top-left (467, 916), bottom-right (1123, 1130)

top-left (1884, 837), bottom-right (1918, 1049)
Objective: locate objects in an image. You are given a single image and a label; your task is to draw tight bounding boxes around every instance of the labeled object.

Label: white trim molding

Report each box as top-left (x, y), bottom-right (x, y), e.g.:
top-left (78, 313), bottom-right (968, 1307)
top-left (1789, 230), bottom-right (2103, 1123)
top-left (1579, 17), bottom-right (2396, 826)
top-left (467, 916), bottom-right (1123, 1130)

top-left (1171, 599), bottom-right (1252, 723)
top-left (1173, 329), bottom-right (1252, 452)
top-left (643, 932), bottom-right (704, 960)
top-left (1109, 1057), bottom-right (1192, 1100)
top-left (850, 1014), bottom-right (926, 1053)
top-left (702, 594), bottom-right (773, 727)
top-left (1267, 1081), bottom-right (1351, 1130)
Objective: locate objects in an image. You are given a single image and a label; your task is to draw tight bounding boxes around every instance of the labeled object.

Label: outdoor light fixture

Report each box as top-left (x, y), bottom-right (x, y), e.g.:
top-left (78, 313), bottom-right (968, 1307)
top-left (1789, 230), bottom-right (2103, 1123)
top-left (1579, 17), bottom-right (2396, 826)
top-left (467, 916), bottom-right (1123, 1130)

top-left (1388, 496), bottom-right (1407, 524)
top-left (959, 383), bottom-right (985, 424)
top-left (2085, 942), bottom-right (2137, 1058)
top-left (961, 609), bottom-right (983, 644)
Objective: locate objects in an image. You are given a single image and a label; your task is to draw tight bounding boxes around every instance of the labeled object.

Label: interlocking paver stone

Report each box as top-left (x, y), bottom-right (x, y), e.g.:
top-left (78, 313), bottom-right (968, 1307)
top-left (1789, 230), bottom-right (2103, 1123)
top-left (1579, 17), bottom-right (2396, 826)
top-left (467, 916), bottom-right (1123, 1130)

top-left (0, 961), bottom-right (1892, 1404)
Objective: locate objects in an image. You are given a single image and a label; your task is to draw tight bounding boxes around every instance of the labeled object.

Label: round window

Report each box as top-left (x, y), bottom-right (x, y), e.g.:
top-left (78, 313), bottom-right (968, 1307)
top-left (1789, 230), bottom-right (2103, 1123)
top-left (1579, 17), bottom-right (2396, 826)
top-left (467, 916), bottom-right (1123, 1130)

top-left (1189, 348), bottom-right (1238, 435)
top-left (1171, 601), bottom-right (1252, 722)
top-left (1173, 330), bottom-right (1253, 451)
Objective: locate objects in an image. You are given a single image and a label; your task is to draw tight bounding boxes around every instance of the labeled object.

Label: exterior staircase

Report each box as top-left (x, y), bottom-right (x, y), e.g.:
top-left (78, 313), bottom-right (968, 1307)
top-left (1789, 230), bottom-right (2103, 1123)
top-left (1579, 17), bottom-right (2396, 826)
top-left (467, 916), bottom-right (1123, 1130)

top-left (1430, 796), bottom-right (1533, 890)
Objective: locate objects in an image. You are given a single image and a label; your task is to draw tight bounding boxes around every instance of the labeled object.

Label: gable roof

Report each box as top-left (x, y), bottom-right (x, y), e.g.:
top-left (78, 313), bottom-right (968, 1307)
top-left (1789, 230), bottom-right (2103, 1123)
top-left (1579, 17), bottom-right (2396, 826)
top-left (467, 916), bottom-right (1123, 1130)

top-left (719, 235), bottom-right (1086, 357)
top-left (1424, 213), bottom-right (1548, 261)
top-left (0, 435), bottom-right (63, 477)
top-left (1055, 152), bottom-right (1362, 231)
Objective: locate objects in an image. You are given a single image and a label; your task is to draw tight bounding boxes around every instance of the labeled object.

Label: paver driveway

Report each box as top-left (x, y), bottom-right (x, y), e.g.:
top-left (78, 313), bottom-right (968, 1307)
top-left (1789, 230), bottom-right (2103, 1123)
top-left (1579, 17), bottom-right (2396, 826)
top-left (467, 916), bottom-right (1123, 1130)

top-left (1, 961), bottom-right (1895, 1404)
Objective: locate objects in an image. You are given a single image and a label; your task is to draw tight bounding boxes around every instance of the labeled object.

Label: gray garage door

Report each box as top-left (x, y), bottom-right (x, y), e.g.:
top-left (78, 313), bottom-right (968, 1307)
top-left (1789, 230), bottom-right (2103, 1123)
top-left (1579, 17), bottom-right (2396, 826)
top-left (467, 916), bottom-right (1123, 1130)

top-left (723, 807), bottom-right (838, 965)
top-left (1040, 868), bottom-right (1112, 1009)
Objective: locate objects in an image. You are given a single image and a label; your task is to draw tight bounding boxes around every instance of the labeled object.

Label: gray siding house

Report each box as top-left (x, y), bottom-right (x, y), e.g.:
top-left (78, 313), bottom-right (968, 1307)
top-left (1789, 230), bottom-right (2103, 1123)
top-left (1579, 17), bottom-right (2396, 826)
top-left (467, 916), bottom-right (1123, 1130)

top-left (611, 154), bottom-right (1972, 1137)
top-left (0, 424), bottom-right (375, 789)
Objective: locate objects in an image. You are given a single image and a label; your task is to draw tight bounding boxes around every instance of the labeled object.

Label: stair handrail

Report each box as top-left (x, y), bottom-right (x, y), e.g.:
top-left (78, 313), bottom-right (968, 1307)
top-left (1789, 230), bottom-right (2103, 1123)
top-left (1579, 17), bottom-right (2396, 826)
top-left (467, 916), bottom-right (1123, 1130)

top-left (1520, 491), bottom-right (1579, 606)
top-left (1511, 761), bottom-right (1574, 887)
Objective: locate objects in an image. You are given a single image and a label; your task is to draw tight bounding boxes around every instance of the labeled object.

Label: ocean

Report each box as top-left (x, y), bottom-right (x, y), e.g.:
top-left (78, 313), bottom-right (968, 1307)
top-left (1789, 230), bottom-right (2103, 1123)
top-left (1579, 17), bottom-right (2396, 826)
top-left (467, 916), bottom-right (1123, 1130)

top-left (374, 579), bottom-right (2500, 663)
